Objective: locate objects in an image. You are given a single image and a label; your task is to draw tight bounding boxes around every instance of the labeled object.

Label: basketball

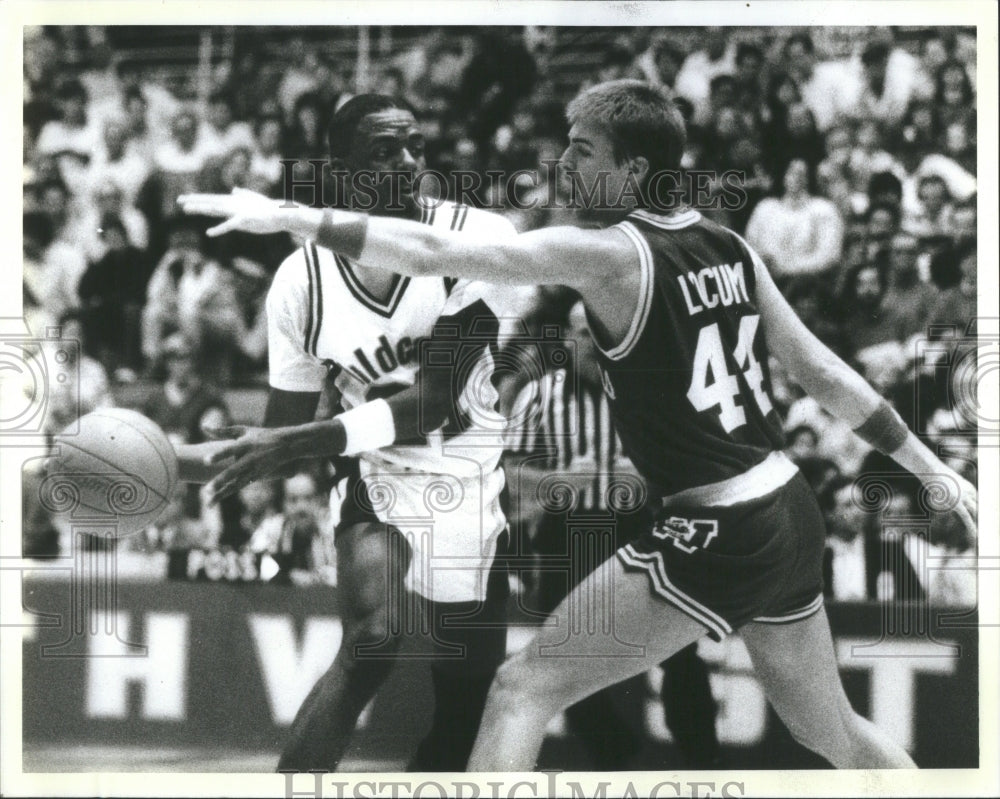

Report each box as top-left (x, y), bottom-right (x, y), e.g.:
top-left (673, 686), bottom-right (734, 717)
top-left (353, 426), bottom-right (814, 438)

top-left (46, 408), bottom-right (179, 537)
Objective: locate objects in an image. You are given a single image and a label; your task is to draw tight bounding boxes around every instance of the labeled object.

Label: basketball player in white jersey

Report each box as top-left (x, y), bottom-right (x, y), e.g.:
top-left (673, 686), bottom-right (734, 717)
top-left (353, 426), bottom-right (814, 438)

top-left (180, 94), bottom-right (517, 772)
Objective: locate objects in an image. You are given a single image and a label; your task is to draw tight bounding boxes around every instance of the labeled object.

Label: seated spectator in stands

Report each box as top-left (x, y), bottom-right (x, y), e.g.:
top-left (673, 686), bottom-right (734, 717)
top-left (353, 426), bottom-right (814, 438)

top-left (896, 99), bottom-right (939, 158)
top-left (236, 480), bottom-right (280, 551)
top-left (941, 114), bottom-right (976, 174)
top-left (864, 201), bottom-right (901, 262)
top-left (122, 86), bottom-right (154, 154)
top-left (675, 27), bottom-right (735, 126)
top-left (935, 58), bottom-right (975, 132)
top-left (949, 200), bottom-right (976, 248)
top-left (847, 120), bottom-right (899, 196)
top-left (250, 472), bottom-right (335, 586)
top-left (867, 170), bottom-right (904, 211)
top-left (198, 145), bottom-right (254, 194)
top-left (283, 92), bottom-right (329, 205)
top-left (838, 260), bottom-right (895, 355)
top-left (200, 90), bottom-right (256, 160)
top-left (744, 158), bottom-right (843, 287)
top-left (930, 242), bottom-right (976, 330)
top-left (249, 115), bottom-right (286, 193)
top-left (880, 233), bottom-right (938, 342)
top-left (904, 174), bottom-right (955, 238)
top-left (77, 213), bottom-right (152, 376)
top-left (35, 78), bottom-right (99, 160)
top-left (142, 218), bottom-right (248, 383)
top-left (853, 35), bottom-right (919, 129)
top-left (822, 477), bottom-right (872, 601)
top-left (912, 30), bottom-right (955, 101)
top-left (733, 41), bottom-right (765, 112)
top-left (86, 112), bottom-right (150, 207)
top-left (783, 32), bottom-right (859, 133)
top-left (44, 310), bottom-right (114, 436)
top-left (30, 181), bottom-right (88, 325)
top-left (147, 109), bottom-right (215, 224)
top-left (277, 38), bottom-right (321, 122)
top-left (78, 180), bottom-right (149, 262)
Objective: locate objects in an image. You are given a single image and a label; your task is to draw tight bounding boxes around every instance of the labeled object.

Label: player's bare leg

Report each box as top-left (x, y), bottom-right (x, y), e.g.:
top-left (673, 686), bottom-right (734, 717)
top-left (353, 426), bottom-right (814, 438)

top-left (740, 610), bottom-right (916, 768)
top-left (467, 555), bottom-right (707, 772)
top-left (278, 521), bottom-right (410, 772)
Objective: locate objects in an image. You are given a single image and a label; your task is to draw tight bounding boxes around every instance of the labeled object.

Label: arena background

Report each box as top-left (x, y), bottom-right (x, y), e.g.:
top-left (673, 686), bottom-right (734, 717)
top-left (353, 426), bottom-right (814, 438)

top-left (18, 23), bottom-right (980, 773)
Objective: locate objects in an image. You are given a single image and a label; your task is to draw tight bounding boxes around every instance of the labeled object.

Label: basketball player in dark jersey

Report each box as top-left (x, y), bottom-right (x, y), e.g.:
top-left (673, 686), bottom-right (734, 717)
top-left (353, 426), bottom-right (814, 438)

top-left (505, 294), bottom-right (721, 769)
top-left (179, 79), bottom-right (976, 771)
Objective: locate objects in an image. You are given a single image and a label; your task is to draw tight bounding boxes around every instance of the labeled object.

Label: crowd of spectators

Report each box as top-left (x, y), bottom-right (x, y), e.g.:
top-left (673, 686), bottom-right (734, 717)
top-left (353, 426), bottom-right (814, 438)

top-left (21, 25), bottom-right (977, 603)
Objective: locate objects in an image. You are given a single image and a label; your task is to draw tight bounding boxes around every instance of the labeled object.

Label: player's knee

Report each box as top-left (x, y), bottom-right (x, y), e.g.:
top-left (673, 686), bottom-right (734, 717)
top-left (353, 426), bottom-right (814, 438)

top-left (341, 613), bottom-right (402, 667)
top-left (489, 651), bottom-right (566, 712)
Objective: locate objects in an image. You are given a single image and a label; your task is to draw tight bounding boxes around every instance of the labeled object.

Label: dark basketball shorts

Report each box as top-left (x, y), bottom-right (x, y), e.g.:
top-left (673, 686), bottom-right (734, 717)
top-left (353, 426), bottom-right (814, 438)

top-left (618, 466), bottom-right (826, 642)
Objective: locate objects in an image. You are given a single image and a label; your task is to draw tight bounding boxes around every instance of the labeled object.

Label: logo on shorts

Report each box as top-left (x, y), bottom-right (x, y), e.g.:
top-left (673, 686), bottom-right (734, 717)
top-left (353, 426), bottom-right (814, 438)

top-left (652, 515), bottom-right (719, 553)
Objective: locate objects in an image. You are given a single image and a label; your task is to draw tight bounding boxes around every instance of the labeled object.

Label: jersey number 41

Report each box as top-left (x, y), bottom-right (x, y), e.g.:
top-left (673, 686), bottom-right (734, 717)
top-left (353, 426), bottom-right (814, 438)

top-left (687, 314), bottom-right (773, 434)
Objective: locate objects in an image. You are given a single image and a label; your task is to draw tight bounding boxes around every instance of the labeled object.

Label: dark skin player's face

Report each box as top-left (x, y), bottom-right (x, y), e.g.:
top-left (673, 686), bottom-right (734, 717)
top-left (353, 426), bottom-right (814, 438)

top-left (342, 109), bottom-right (426, 217)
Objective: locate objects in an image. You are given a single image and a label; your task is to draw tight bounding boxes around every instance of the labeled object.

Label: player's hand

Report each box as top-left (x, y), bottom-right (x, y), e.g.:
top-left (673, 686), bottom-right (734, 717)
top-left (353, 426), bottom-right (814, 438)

top-left (922, 470), bottom-right (978, 546)
top-left (177, 188), bottom-right (296, 237)
top-left (201, 425), bottom-right (299, 504)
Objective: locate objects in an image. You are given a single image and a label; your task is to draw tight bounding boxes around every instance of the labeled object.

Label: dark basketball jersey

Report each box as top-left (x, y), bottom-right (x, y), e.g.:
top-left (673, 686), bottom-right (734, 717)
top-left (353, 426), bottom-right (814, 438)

top-left (594, 209), bottom-right (786, 496)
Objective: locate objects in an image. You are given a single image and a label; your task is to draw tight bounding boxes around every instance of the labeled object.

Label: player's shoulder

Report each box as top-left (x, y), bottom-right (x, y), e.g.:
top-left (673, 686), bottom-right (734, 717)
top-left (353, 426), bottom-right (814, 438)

top-left (422, 199), bottom-right (517, 237)
top-left (268, 242), bottom-right (326, 304)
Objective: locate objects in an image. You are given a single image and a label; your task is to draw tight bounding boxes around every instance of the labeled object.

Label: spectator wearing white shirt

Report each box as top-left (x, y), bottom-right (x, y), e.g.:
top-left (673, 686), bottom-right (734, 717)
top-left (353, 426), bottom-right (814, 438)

top-left (35, 78), bottom-right (99, 160)
top-left (784, 33), bottom-right (861, 133)
top-left (199, 91), bottom-right (256, 161)
top-left (86, 112), bottom-right (151, 207)
top-left (744, 158), bottom-right (844, 287)
top-left (674, 28), bottom-right (736, 126)
top-left (853, 37), bottom-right (920, 129)
top-left (822, 478), bottom-right (871, 602)
top-left (904, 174), bottom-right (955, 239)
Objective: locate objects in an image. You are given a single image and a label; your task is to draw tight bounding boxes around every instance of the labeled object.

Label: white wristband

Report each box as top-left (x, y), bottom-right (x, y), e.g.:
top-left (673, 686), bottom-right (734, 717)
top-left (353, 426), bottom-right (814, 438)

top-left (340, 399), bottom-right (397, 456)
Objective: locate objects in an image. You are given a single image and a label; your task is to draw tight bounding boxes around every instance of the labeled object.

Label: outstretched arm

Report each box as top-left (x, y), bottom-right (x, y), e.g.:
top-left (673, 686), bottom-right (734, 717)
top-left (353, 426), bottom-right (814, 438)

top-left (753, 251), bottom-right (978, 538)
top-left (177, 189), bottom-right (632, 289)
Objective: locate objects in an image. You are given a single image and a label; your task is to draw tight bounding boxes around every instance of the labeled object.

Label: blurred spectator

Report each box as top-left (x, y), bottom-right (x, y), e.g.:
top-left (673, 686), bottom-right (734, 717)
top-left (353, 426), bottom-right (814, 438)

top-left (76, 213), bottom-right (152, 375)
top-left (853, 36), bottom-right (919, 128)
top-left (864, 201), bottom-right (901, 261)
top-left (930, 242), bottom-right (976, 329)
top-left (935, 58), bottom-right (975, 132)
top-left (880, 233), bottom-right (938, 342)
top-left (904, 173), bottom-right (954, 238)
top-left (249, 115), bottom-right (287, 193)
top-left (86, 112), bottom-right (151, 206)
top-left (236, 480), bottom-right (280, 551)
top-left (838, 261), bottom-right (894, 355)
top-left (250, 471), bottom-right (335, 585)
top-left (141, 218), bottom-right (248, 382)
top-left (822, 477), bottom-right (871, 601)
top-left (145, 109), bottom-right (215, 227)
top-left (35, 78), bottom-right (99, 159)
top-left (29, 181), bottom-right (89, 324)
top-left (77, 180), bottom-right (149, 262)
top-left (277, 39), bottom-right (321, 122)
top-left (456, 28), bottom-right (538, 152)
top-left (200, 90), bottom-right (256, 159)
top-left (783, 33), bottom-right (859, 133)
top-left (847, 120), bottom-right (899, 196)
top-left (675, 27), bottom-right (736, 126)
top-left (744, 159), bottom-right (843, 286)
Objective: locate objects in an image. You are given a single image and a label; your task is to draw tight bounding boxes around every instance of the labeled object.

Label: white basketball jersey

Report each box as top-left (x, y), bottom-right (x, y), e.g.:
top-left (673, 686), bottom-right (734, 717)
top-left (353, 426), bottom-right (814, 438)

top-left (267, 201), bottom-right (517, 476)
